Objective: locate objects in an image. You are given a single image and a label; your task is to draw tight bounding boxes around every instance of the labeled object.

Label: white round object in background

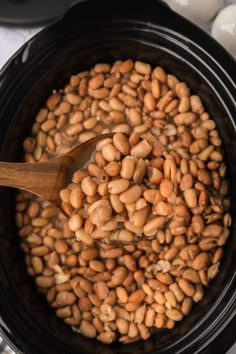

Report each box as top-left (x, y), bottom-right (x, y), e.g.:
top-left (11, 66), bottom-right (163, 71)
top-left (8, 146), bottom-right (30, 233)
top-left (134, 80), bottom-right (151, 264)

top-left (211, 5), bottom-right (236, 58)
top-left (164, 0), bottom-right (224, 29)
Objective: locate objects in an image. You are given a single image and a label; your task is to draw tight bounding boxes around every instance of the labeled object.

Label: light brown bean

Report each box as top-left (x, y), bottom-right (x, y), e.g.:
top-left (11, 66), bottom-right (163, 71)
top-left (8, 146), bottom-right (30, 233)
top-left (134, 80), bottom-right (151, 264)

top-left (119, 185), bottom-right (142, 204)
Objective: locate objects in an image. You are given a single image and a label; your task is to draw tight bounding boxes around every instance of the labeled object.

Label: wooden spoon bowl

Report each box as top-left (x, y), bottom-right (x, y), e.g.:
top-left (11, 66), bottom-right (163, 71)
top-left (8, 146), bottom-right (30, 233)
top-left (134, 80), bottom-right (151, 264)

top-left (0, 133), bottom-right (113, 207)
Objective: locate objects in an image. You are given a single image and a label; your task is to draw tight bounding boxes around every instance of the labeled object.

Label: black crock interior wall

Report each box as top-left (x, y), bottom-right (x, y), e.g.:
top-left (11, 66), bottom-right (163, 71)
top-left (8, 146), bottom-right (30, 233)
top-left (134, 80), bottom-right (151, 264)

top-left (0, 2), bottom-right (235, 354)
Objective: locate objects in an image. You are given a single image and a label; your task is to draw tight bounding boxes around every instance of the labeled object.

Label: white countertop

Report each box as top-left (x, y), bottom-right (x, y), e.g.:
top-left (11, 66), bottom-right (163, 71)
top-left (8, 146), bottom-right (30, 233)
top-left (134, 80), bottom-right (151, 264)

top-left (0, 2), bottom-right (235, 353)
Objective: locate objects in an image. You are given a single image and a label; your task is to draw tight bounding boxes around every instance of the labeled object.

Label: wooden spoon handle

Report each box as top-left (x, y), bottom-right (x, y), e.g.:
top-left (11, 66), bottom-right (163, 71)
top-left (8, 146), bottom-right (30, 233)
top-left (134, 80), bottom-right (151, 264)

top-left (0, 133), bottom-right (114, 206)
top-left (0, 161), bottom-right (64, 203)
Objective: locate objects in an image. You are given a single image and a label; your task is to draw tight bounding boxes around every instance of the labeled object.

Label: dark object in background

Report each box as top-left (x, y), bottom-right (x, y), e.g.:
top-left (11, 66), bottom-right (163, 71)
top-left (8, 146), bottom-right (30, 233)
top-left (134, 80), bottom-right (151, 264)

top-left (0, 1), bottom-right (236, 354)
top-left (0, 0), bottom-right (80, 25)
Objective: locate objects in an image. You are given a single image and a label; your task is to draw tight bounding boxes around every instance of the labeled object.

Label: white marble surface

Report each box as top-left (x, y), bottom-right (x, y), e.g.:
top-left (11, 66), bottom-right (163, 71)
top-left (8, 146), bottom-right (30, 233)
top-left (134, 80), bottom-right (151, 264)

top-left (0, 1), bottom-right (235, 354)
top-left (0, 26), bottom-right (41, 70)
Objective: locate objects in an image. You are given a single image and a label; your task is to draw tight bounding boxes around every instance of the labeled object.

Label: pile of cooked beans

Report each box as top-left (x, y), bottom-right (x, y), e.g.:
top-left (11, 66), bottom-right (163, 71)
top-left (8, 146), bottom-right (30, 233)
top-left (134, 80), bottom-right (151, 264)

top-left (16, 59), bottom-right (231, 344)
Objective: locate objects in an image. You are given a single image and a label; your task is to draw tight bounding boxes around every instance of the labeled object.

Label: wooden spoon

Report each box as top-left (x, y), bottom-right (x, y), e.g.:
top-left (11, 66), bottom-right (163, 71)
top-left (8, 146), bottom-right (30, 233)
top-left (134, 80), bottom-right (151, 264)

top-left (0, 133), bottom-right (113, 207)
